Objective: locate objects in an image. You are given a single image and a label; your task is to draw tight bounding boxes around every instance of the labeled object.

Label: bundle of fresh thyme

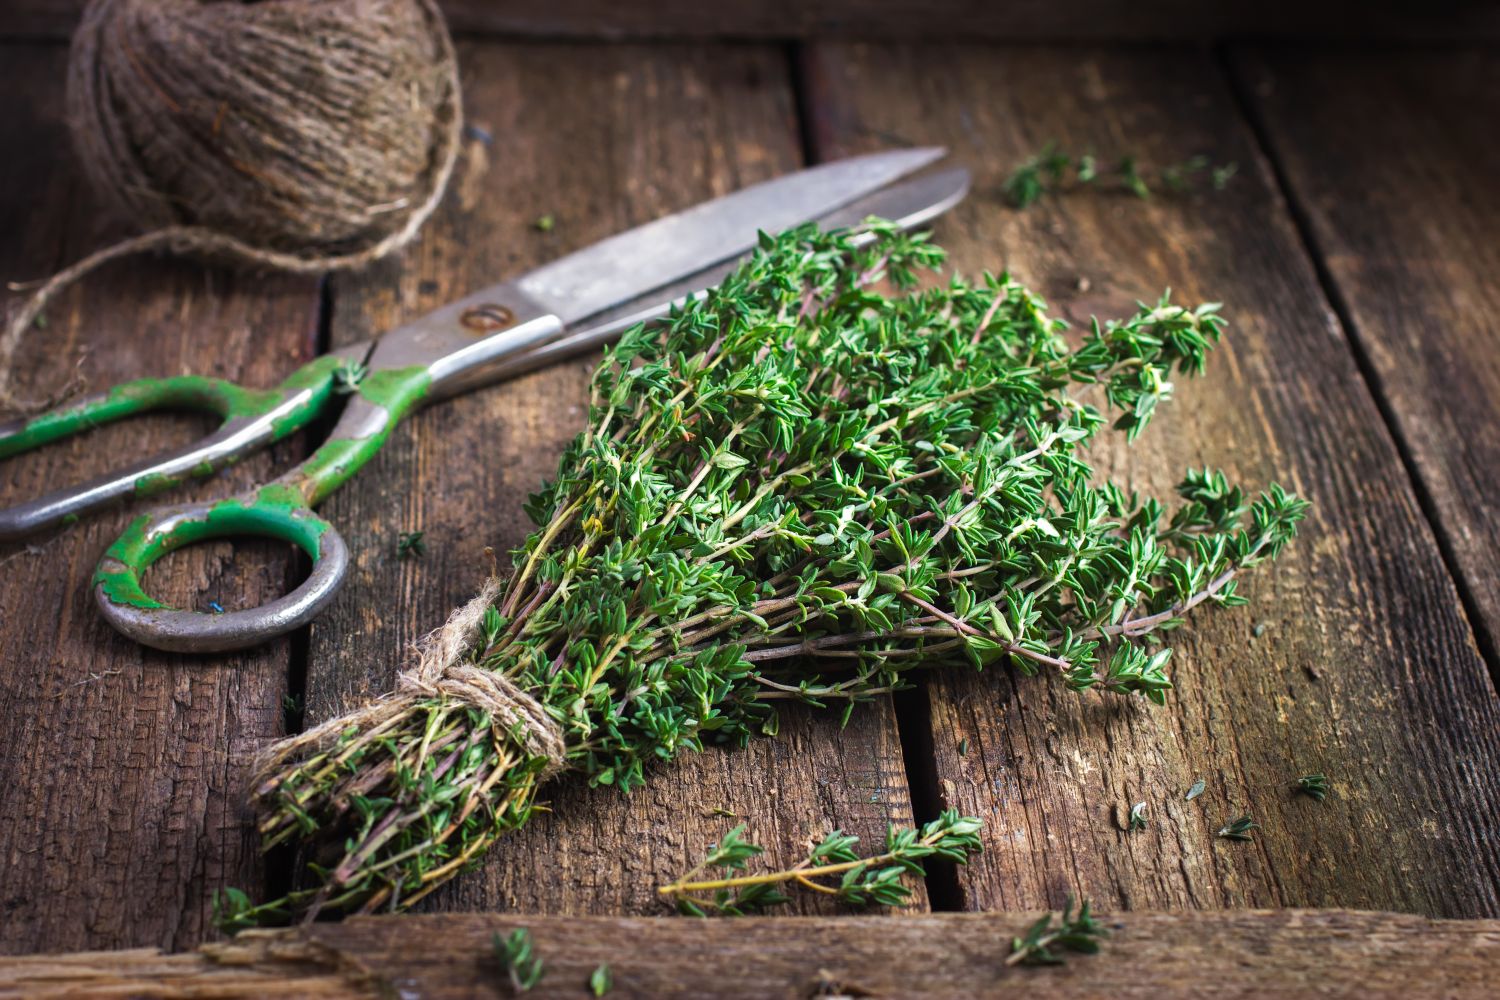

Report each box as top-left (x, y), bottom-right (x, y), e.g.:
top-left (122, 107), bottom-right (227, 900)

top-left (230, 221), bottom-right (1306, 926)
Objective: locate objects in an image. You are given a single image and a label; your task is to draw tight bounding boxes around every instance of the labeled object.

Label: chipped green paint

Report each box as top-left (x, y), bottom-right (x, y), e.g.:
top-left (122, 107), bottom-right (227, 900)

top-left (0, 355), bottom-right (350, 463)
top-left (91, 361), bottom-right (424, 611)
top-left (279, 365), bottom-right (432, 506)
top-left (134, 471), bottom-right (182, 497)
top-left (94, 485), bottom-right (330, 610)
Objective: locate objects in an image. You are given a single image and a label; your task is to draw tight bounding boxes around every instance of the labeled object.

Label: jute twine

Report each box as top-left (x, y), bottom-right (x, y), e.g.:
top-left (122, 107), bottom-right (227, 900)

top-left (1, 0), bottom-right (462, 413)
top-left (252, 577), bottom-right (568, 785)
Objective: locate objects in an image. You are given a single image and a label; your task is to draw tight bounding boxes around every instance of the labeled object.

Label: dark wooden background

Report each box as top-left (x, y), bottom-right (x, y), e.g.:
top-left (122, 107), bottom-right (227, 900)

top-left (6, 0), bottom-right (1500, 41)
top-left (2, 2), bottom-right (1499, 959)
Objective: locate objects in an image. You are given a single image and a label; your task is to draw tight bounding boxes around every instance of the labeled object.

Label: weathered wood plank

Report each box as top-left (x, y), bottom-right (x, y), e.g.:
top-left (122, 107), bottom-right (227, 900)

top-left (6, 910), bottom-right (1500, 998)
top-left (0, 46), bottom-right (318, 953)
top-left (8, 0), bottom-right (1500, 43)
top-left (802, 43), bottom-right (1500, 916)
top-left (1231, 47), bottom-right (1500, 664)
top-left (304, 41), bottom-right (919, 916)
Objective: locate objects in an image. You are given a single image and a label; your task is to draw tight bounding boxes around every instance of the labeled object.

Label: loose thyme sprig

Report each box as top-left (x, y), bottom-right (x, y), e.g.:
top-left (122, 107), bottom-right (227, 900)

top-left (1004, 144), bottom-right (1237, 208)
top-left (246, 222), bottom-right (1307, 923)
top-left (494, 929), bottom-right (545, 993)
top-left (1007, 895), bottom-right (1109, 966)
top-left (660, 810), bottom-right (982, 915)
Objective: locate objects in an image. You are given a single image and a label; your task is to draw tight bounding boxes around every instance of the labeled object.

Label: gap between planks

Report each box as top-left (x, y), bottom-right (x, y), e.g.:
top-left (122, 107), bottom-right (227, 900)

top-left (1214, 43), bottom-right (1500, 681)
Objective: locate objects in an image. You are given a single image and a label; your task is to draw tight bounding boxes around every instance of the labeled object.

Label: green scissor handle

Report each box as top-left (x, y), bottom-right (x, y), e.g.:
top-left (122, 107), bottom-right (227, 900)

top-left (85, 358), bottom-right (440, 653)
top-left (0, 355), bottom-right (355, 539)
top-left (0, 353), bottom-right (370, 652)
top-left (0, 299), bottom-right (564, 653)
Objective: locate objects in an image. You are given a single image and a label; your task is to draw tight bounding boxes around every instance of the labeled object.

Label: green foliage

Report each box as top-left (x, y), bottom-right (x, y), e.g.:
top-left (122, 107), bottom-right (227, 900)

top-left (397, 530), bottom-right (426, 559)
top-left (248, 222), bottom-right (1306, 923)
top-left (1185, 778), bottom-right (1206, 801)
top-left (494, 928), bottom-right (545, 993)
top-left (1126, 801), bottom-right (1147, 831)
top-left (589, 964), bottom-right (613, 996)
top-left (1296, 773), bottom-right (1330, 802)
top-left (1004, 143), bottom-right (1238, 208)
top-left (661, 809), bottom-right (983, 915)
top-left (1218, 815), bottom-right (1259, 841)
top-left (1007, 895), bottom-right (1109, 966)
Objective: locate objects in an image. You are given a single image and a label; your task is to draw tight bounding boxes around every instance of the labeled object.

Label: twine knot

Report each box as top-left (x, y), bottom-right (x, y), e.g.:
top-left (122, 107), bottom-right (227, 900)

top-left (397, 578), bottom-right (567, 769)
top-left (252, 578), bottom-right (566, 786)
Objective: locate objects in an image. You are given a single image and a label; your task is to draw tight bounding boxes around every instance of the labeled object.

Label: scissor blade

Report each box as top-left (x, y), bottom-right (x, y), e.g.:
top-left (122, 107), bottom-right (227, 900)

top-left (573, 167), bottom-right (973, 342)
top-left (419, 166), bottom-right (971, 399)
top-left (515, 147), bottom-right (946, 325)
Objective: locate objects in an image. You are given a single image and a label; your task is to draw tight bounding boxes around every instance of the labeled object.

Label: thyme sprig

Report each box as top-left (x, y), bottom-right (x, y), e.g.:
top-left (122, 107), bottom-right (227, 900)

top-left (494, 929), bottom-right (545, 993)
top-left (1007, 895), bottom-right (1108, 966)
top-left (246, 222), bottom-right (1307, 923)
top-left (660, 810), bottom-right (982, 915)
top-left (1005, 144), bottom-right (1237, 208)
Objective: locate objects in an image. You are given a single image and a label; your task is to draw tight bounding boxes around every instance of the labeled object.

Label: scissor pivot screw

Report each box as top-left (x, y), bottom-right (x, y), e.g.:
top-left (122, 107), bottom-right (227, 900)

top-left (460, 304), bottom-right (515, 332)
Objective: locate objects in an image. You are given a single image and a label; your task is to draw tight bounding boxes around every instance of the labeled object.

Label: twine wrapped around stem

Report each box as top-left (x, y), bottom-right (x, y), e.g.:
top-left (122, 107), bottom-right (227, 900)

top-left (2, 0), bottom-right (462, 414)
top-left (253, 576), bottom-right (567, 787)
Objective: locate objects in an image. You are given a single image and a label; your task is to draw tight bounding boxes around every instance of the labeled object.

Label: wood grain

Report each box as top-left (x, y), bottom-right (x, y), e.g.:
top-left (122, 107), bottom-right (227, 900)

top-left (0, 46), bottom-right (319, 953)
top-left (7, 0), bottom-right (1500, 43)
top-left (303, 41), bottom-right (920, 917)
top-left (801, 43), bottom-right (1500, 916)
top-left (1231, 48), bottom-right (1500, 664)
top-left (6, 910), bottom-right (1500, 998)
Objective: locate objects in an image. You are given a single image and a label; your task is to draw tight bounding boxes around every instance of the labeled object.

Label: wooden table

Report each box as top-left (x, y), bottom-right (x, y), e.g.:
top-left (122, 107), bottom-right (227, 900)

top-left (2, 21), bottom-right (1499, 995)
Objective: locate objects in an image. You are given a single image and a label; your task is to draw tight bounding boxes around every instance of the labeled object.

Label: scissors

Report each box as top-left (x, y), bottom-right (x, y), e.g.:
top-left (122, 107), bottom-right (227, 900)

top-left (0, 149), bottom-right (969, 653)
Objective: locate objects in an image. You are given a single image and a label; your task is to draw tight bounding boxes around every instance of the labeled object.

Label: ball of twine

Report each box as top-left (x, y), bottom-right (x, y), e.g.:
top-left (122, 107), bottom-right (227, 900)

top-left (1, 0), bottom-right (462, 412)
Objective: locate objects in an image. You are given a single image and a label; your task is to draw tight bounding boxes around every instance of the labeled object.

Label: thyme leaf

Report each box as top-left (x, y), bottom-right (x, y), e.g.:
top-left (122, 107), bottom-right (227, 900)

top-left (1218, 815), bottom-right (1259, 841)
top-left (396, 530), bottom-right (426, 559)
top-left (1296, 773), bottom-right (1330, 802)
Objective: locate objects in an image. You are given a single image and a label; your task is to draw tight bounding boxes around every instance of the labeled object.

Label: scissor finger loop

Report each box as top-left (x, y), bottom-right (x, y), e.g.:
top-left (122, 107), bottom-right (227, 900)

top-left (93, 494), bottom-right (349, 653)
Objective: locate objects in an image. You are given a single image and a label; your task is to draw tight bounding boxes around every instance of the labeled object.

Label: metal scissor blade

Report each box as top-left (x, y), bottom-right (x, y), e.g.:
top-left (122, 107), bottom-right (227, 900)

top-left (430, 166), bottom-right (971, 395)
top-left (514, 147), bottom-right (946, 325)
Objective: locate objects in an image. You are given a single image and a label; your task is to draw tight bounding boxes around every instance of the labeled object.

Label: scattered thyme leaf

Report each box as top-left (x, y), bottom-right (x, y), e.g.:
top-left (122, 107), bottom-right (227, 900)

top-left (589, 963), bottom-right (613, 996)
top-left (1212, 163), bottom-right (1239, 190)
top-left (1007, 895), bottom-right (1108, 966)
top-left (1186, 778), bottom-right (1206, 801)
top-left (397, 530), bottom-right (426, 560)
top-left (534, 214), bottom-right (556, 232)
top-left (958, 737), bottom-right (969, 757)
top-left (1119, 155), bottom-right (1151, 199)
top-left (661, 811), bottom-right (983, 916)
top-left (1217, 815), bottom-right (1258, 841)
top-left (493, 928), bottom-right (545, 993)
top-left (1127, 801), bottom-right (1147, 831)
top-left (1252, 622), bottom-right (1269, 638)
top-left (1296, 773), bottom-right (1329, 802)
top-left (1003, 146), bottom-right (1238, 207)
top-left (333, 360), bottom-right (366, 395)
